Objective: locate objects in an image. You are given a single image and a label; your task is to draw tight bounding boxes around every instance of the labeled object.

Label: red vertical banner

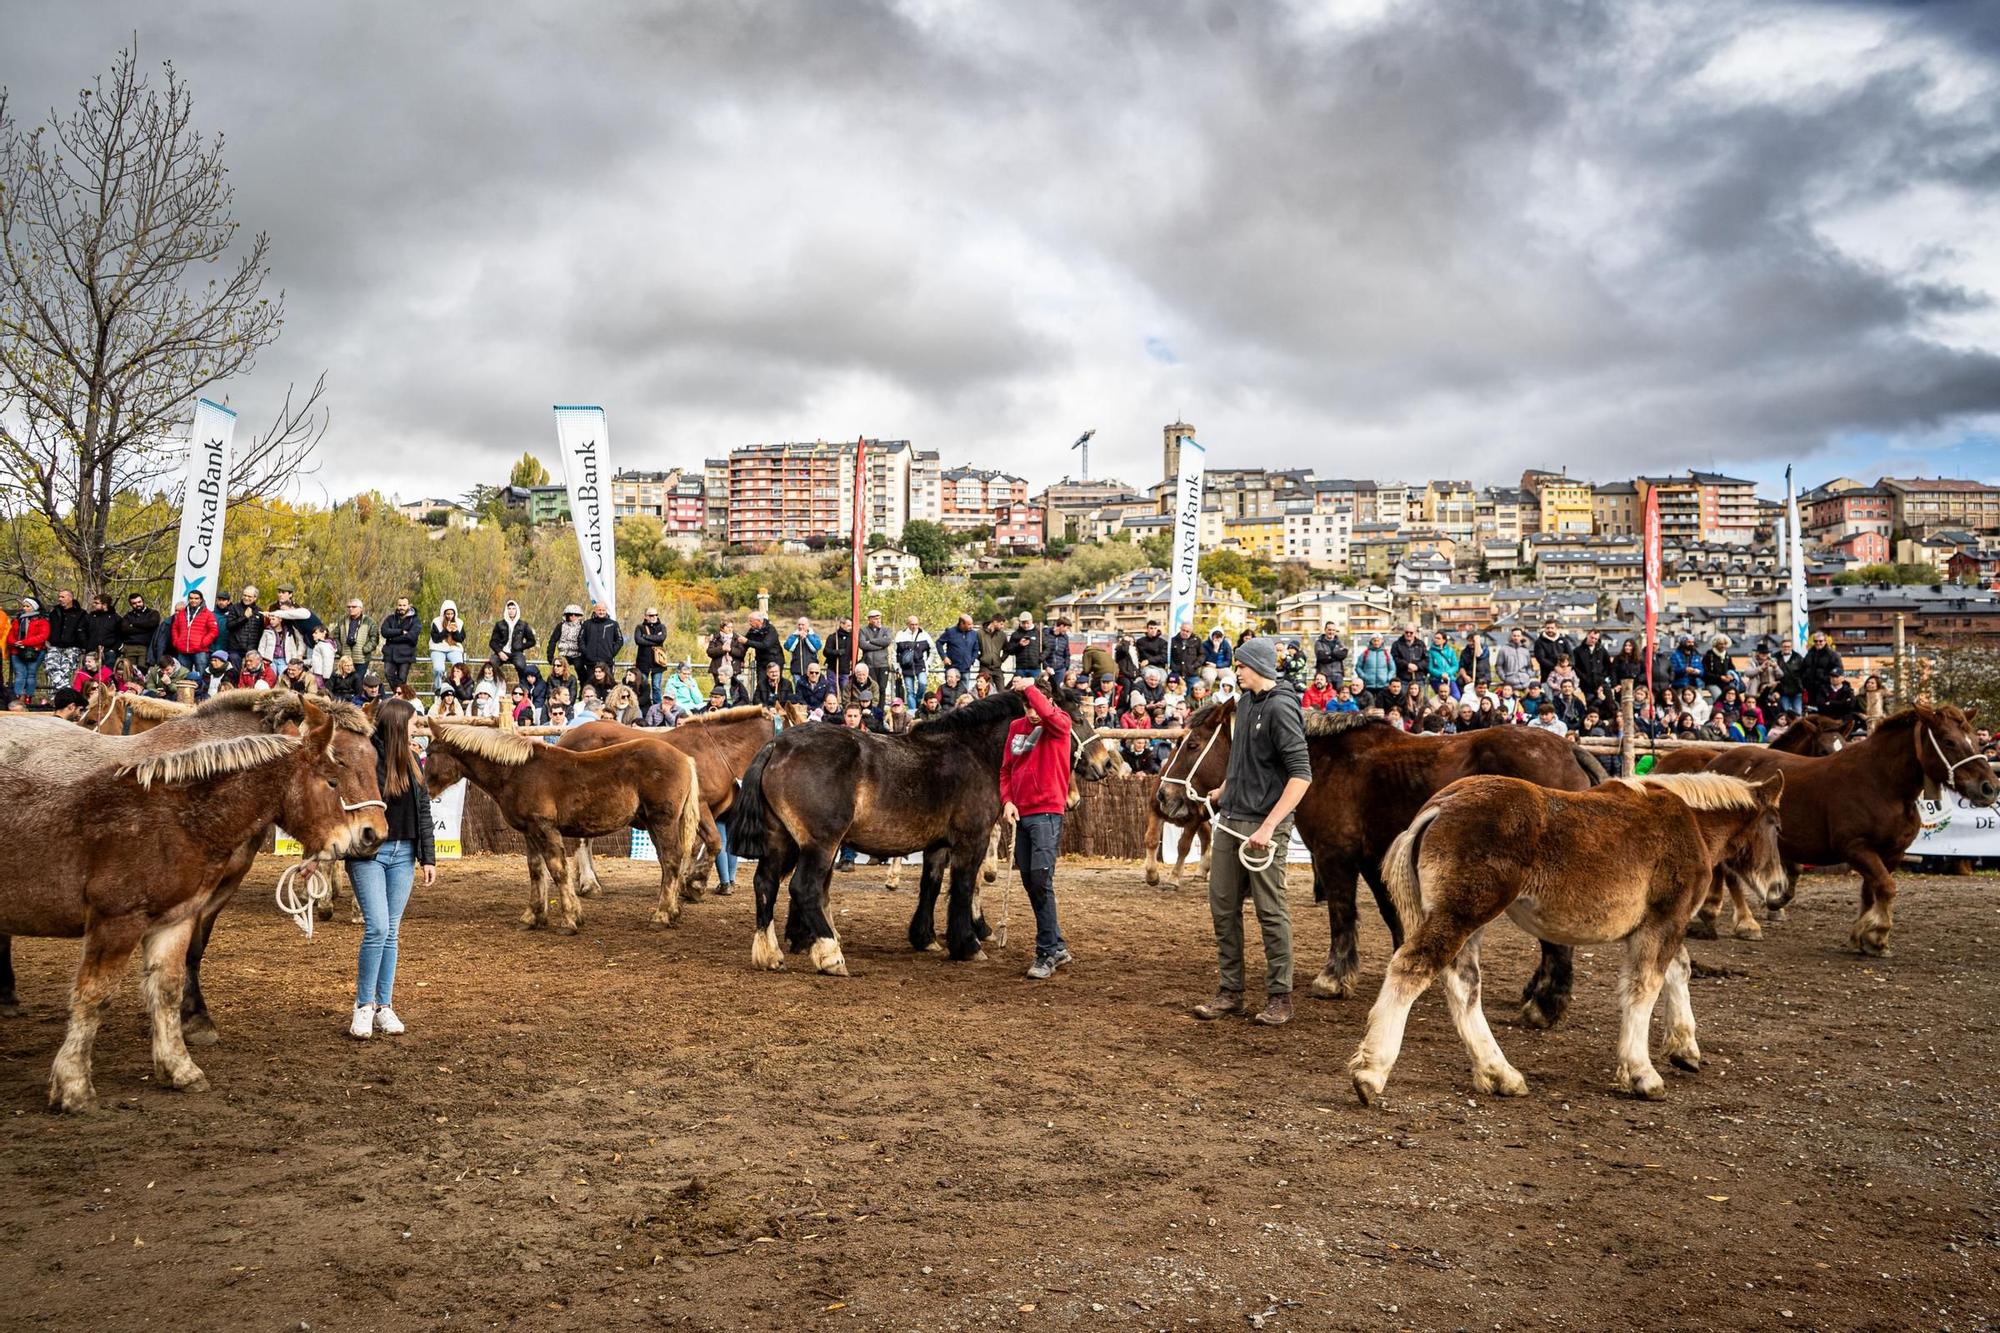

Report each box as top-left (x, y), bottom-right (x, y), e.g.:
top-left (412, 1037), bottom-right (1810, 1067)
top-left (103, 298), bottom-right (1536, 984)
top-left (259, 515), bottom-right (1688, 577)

top-left (849, 436), bottom-right (867, 669)
top-left (1641, 486), bottom-right (1661, 718)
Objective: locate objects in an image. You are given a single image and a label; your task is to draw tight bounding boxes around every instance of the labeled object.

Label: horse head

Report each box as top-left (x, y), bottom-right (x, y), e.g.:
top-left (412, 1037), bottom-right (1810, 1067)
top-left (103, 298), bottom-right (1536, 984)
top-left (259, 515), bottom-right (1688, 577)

top-left (1915, 704), bottom-right (1997, 807)
top-left (1155, 699), bottom-right (1233, 822)
top-left (80, 681), bottom-right (117, 729)
top-left (278, 703), bottom-right (388, 859)
top-left (420, 739), bottom-right (467, 798)
top-left (1056, 688), bottom-right (1126, 782)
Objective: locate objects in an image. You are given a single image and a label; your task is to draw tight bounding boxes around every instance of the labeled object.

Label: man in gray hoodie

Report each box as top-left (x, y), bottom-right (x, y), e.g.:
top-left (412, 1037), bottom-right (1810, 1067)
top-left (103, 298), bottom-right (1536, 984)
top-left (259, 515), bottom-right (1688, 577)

top-left (1494, 627), bottom-right (1537, 691)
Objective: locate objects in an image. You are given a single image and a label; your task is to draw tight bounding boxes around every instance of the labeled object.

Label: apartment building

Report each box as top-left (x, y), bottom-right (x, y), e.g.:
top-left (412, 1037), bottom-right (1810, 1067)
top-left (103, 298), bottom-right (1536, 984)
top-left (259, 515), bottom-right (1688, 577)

top-left (939, 466), bottom-right (1029, 532)
top-left (701, 459), bottom-right (730, 540)
top-left (1878, 476), bottom-right (2000, 537)
top-left (724, 438), bottom-right (916, 547)
top-left (1524, 472), bottom-right (1594, 535)
top-left (610, 469), bottom-right (707, 534)
top-left (1423, 479), bottom-right (1479, 540)
top-left (1476, 487), bottom-right (1540, 543)
top-left (1222, 513), bottom-right (1285, 562)
top-left (1592, 481), bottom-right (1639, 536)
top-left (992, 500), bottom-right (1045, 552)
top-left (909, 449), bottom-right (942, 524)
top-left (1808, 584), bottom-right (2000, 649)
top-left (1045, 567), bottom-right (1253, 635)
top-left (1282, 505), bottom-right (1353, 570)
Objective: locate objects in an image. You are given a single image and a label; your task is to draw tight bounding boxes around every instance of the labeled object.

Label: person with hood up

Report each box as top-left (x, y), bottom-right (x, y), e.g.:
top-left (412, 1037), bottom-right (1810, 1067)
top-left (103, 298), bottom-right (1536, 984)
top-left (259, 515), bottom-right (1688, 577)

top-left (488, 600), bottom-right (535, 683)
top-left (1495, 628), bottom-right (1537, 691)
top-left (1202, 628), bottom-right (1233, 675)
top-left (427, 600), bottom-right (468, 683)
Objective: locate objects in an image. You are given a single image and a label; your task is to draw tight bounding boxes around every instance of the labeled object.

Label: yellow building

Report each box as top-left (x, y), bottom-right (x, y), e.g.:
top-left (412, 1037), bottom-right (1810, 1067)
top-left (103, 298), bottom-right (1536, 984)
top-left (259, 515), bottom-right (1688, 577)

top-left (1537, 479), bottom-right (1595, 535)
top-left (1221, 513), bottom-right (1285, 562)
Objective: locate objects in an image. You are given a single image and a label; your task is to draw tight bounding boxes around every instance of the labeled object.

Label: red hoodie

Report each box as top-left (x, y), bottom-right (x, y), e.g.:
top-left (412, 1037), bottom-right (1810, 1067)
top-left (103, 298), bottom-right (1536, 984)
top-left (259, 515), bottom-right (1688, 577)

top-left (999, 685), bottom-right (1073, 817)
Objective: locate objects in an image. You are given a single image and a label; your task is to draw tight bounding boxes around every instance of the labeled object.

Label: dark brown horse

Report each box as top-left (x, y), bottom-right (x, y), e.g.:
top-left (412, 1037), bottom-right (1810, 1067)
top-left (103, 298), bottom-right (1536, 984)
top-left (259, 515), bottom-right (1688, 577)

top-left (1155, 704), bottom-right (1607, 1027)
top-left (1, 690), bottom-right (382, 1045)
top-left (1648, 712), bottom-right (1854, 776)
top-left (422, 724), bottom-right (704, 933)
top-left (0, 700), bottom-right (386, 1110)
top-left (726, 691), bottom-right (1029, 975)
top-left (1349, 772), bottom-right (1784, 1103)
top-left (1705, 705), bottom-right (1995, 955)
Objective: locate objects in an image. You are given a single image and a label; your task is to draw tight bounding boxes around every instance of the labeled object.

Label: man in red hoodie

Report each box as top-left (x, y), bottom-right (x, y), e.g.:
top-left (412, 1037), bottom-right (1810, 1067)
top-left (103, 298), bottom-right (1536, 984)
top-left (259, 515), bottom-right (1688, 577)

top-left (999, 676), bottom-right (1074, 980)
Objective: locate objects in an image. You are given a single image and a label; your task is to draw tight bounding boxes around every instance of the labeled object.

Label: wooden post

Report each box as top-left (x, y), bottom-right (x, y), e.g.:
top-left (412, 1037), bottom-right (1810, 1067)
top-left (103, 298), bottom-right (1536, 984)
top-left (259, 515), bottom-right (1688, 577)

top-left (1893, 613), bottom-right (1907, 705)
top-left (1618, 679), bottom-right (1636, 777)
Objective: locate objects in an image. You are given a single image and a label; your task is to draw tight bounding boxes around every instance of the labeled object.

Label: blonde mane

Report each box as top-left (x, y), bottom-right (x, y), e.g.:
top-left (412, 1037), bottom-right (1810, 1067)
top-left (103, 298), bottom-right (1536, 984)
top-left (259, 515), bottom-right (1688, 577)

top-left (118, 732), bottom-right (302, 789)
top-left (119, 694), bottom-right (195, 721)
top-left (678, 704), bottom-right (766, 727)
top-left (193, 686), bottom-right (372, 736)
top-left (431, 722), bottom-right (538, 766)
top-left (1613, 772), bottom-right (1761, 811)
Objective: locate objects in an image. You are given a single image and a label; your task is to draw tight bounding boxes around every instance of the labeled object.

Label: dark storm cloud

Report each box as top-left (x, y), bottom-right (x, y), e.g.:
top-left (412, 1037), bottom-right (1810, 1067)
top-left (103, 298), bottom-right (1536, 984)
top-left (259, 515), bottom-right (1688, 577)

top-left (5, 0), bottom-right (2000, 494)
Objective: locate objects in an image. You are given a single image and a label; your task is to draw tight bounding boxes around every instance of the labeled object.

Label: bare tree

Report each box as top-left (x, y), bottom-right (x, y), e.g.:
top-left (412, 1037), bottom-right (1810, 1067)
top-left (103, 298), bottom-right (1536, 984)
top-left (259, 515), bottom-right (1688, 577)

top-left (0, 44), bottom-right (323, 599)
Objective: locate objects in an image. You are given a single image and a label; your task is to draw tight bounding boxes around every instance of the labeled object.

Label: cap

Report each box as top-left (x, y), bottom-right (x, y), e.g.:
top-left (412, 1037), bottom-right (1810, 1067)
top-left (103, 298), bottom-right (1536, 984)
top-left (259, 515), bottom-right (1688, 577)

top-left (867, 609), bottom-right (883, 618)
top-left (1234, 637), bottom-right (1279, 679)
top-left (564, 603), bottom-right (584, 616)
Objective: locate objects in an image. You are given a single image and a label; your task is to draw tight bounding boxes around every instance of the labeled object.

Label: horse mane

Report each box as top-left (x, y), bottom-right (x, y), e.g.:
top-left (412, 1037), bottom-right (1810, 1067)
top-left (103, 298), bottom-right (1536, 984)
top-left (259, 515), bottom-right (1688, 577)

top-left (911, 690), bottom-right (1029, 735)
top-left (1302, 710), bottom-right (1390, 737)
top-left (117, 732), bottom-right (303, 789)
top-left (193, 686), bottom-right (372, 735)
top-left (678, 704), bottom-right (765, 727)
top-left (120, 693), bottom-right (194, 721)
top-left (1612, 772), bottom-right (1761, 810)
top-left (431, 722), bottom-right (538, 766)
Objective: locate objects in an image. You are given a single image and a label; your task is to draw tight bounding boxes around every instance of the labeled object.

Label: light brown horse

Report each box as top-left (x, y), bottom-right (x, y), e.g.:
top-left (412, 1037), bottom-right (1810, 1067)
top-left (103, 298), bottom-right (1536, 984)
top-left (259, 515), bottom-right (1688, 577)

top-left (423, 724), bottom-right (703, 933)
top-left (1156, 704), bottom-right (1607, 1026)
top-left (1142, 797), bottom-right (1211, 890)
top-left (1, 690), bottom-right (382, 1044)
top-left (0, 700), bottom-right (387, 1110)
top-left (1705, 705), bottom-right (1996, 955)
top-left (79, 683), bottom-right (193, 734)
top-left (1348, 772), bottom-right (1784, 1104)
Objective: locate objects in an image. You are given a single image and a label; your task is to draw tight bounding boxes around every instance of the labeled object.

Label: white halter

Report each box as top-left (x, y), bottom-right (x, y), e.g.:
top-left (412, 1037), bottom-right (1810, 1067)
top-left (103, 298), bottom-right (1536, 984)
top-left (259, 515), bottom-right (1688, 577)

top-left (1157, 715), bottom-right (1276, 872)
top-left (1927, 722), bottom-right (1985, 780)
top-left (274, 798), bottom-right (388, 938)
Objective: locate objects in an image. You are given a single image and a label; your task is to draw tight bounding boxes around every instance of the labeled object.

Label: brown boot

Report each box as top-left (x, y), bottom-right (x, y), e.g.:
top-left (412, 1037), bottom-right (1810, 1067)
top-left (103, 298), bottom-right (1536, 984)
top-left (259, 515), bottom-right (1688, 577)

top-left (1192, 989), bottom-right (1244, 1020)
top-left (1253, 993), bottom-right (1293, 1026)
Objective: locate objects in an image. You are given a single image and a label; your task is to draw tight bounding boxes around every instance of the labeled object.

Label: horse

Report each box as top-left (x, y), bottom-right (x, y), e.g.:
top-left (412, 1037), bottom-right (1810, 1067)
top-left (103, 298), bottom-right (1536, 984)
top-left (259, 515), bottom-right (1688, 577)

top-left (1348, 772), bottom-right (1784, 1105)
top-left (1647, 712), bottom-right (1854, 775)
top-left (1704, 705), bottom-right (1996, 956)
top-left (726, 691), bottom-right (1029, 975)
top-left (422, 723), bottom-right (703, 933)
top-left (78, 682), bottom-right (194, 734)
top-left (0, 699), bottom-right (386, 1110)
top-left (0, 689), bottom-right (382, 1045)
top-left (1142, 804), bottom-right (1210, 889)
top-left (1155, 702), bottom-right (1607, 1027)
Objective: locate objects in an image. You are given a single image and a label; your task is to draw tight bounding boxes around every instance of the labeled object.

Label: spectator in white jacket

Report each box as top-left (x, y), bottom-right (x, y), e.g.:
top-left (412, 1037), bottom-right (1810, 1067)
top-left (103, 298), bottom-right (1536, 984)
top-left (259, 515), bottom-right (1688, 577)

top-left (891, 616), bottom-right (937, 709)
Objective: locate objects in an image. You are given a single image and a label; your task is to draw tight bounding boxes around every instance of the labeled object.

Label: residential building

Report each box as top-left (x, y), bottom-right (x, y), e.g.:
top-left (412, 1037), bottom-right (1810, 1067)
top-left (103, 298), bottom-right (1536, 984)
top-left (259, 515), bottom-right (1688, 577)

top-left (1347, 523), bottom-right (1409, 582)
top-left (939, 466), bottom-right (1028, 532)
top-left (1423, 479), bottom-right (1479, 540)
top-left (1947, 543), bottom-right (2000, 588)
top-left (1432, 583), bottom-right (1497, 634)
top-left (1476, 487), bottom-right (1540, 543)
top-left (1393, 553), bottom-right (1451, 595)
top-left (526, 485), bottom-right (571, 526)
top-left (1221, 513), bottom-right (1285, 562)
top-left (724, 437), bottom-right (915, 547)
top-left (1045, 567), bottom-right (1253, 636)
top-left (1637, 474), bottom-right (1702, 544)
top-left (1878, 477), bottom-right (2000, 537)
top-left (1311, 478), bottom-right (1376, 519)
top-left (1282, 505), bottom-right (1353, 570)
top-left (909, 449), bottom-right (942, 524)
top-left (1038, 477), bottom-right (1146, 543)
top-left (702, 459), bottom-right (730, 540)
top-left (1806, 584), bottom-right (2000, 650)
top-left (1373, 482), bottom-right (1417, 527)
top-left (1592, 481), bottom-right (1639, 536)
top-left (1529, 475), bottom-right (1594, 535)
top-left (992, 500), bottom-right (1044, 552)
top-left (865, 545), bottom-right (922, 591)
top-left (1801, 480), bottom-right (1892, 552)
top-left (1276, 586), bottom-right (1392, 640)
top-left (611, 469), bottom-right (674, 519)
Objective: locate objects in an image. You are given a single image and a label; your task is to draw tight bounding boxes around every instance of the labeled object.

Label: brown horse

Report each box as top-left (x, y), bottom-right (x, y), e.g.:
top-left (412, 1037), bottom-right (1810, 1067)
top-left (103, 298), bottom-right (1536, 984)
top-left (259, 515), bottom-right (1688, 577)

top-left (1, 690), bottom-right (382, 1044)
top-left (1155, 704), bottom-right (1607, 1026)
top-left (1142, 802), bottom-right (1211, 889)
top-left (79, 683), bottom-right (193, 734)
top-left (422, 724), bottom-right (703, 933)
top-left (0, 700), bottom-right (387, 1110)
top-left (1647, 712), bottom-right (1854, 775)
top-left (1705, 705), bottom-right (1996, 955)
top-left (1348, 772), bottom-right (1784, 1104)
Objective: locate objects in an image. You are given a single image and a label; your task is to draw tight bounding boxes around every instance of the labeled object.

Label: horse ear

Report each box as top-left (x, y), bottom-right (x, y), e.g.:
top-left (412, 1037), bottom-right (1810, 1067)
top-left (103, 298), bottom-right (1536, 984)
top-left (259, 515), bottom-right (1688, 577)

top-left (302, 701), bottom-right (336, 758)
top-left (1757, 772), bottom-right (1785, 804)
top-left (1963, 703), bottom-right (1979, 722)
top-left (1840, 715), bottom-right (1858, 738)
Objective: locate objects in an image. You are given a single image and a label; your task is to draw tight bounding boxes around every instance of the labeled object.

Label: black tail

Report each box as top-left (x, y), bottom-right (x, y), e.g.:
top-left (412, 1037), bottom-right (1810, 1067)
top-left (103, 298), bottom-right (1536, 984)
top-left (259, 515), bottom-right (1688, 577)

top-left (1573, 745), bottom-right (1609, 786)
top-left (725, 743), bottom-right (776, 861)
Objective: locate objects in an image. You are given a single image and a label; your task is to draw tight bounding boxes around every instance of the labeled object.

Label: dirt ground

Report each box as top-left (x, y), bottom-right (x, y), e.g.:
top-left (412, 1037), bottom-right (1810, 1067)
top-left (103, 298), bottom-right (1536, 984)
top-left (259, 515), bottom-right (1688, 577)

top-left (1, 854), bottom-right (1996, 1332)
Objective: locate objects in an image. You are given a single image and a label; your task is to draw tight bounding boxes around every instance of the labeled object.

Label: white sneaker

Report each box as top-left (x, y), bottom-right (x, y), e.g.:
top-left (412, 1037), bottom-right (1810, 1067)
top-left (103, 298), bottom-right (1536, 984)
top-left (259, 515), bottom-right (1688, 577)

top-left (373, 1006), bottom-right (405, 1036)
top-left (348, 1005), bottom-right (375, 1039)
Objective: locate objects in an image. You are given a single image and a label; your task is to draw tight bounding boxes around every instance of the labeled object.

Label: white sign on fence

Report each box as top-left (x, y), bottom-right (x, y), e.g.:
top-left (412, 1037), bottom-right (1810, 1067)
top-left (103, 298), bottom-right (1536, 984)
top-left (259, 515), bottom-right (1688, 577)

top-left (276, 777), bottom-right (464, 860)
top-left (1908, 791), bottom-right (2000, 858)
top-left (1162, 822), bottom-right (1312, 865)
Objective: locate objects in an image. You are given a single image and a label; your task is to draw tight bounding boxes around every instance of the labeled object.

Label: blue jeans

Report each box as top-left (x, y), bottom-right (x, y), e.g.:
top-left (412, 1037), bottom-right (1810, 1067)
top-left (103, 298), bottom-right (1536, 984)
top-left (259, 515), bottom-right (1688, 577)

top-left (10, 650), bottom-right (40, 696)
top-left (1782, 693), bottom-right (1803, 715)
top-left (714, 821), bottom-right (738, 885)
top-left (430, 646), bottom-right (465, 681)
top-left (350, 840), bottom-right (417, 1007)
top-left (902, 674), bottom-right (925, 709)
top-left (1014, 812), bottom-right (1066, 959)
top-left (644, 668), bottom-right (665, 705)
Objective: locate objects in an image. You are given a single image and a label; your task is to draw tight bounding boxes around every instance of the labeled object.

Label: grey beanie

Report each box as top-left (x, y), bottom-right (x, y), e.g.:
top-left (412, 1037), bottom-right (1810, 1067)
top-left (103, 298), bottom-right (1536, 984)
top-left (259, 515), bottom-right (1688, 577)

top-left (1234, 636), bottom-right (1279, 681)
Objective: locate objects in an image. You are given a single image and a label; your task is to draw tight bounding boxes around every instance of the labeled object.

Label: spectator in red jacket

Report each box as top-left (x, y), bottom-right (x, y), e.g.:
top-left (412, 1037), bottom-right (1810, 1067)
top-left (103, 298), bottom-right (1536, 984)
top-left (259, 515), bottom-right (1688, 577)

top-left (235, 650), bottom-right (276, 690)
top-left (999, 678), bottom-right (1075, 981)
top-left (169, 591), bottom-right (221, 672)
top-left (9, 596), bottom-right (51, 701)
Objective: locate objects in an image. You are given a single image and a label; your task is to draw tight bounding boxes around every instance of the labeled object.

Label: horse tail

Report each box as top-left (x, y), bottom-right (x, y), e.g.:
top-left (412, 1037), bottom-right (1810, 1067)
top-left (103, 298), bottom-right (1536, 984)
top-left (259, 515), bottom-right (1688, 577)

top-left (725, 742), bottom-right (776, 861)
top-left (1572, 745), bottom-right (1609, 787)
top-left (1383, 802), bottom-right (1444, 933)
top-left (672, 753), bottom-right (703, 881)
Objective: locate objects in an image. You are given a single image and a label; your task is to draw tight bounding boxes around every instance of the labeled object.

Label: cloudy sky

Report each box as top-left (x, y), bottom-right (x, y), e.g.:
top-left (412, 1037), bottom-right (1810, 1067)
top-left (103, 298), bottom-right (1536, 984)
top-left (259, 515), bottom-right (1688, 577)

top-left (7, 0), bottom-right (2000, 503)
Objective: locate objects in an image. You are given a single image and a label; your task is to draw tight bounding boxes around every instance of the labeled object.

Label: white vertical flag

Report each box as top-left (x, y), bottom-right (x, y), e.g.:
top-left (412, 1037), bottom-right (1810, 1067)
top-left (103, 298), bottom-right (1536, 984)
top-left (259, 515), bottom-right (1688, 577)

top-left (174, 398), bottom-right (238, 605)
top-left (553, 405), bottom-right (617, 616)
top-left (1168, 437), bottom-right (1207, 636)
top-left (1785, 466), bottom-right (1808, 653)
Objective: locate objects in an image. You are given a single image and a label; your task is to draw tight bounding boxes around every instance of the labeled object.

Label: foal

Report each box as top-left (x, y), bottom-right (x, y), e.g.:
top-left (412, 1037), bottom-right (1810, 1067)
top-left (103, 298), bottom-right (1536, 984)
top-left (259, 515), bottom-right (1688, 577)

top-left (1348, 772), bottom-right (1783, 1104)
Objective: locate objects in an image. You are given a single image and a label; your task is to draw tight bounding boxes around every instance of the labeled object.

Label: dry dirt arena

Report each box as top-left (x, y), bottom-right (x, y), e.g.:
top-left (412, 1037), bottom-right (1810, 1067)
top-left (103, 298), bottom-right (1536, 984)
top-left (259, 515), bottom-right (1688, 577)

top-left (2, 854), bottom-right (1996, 1332)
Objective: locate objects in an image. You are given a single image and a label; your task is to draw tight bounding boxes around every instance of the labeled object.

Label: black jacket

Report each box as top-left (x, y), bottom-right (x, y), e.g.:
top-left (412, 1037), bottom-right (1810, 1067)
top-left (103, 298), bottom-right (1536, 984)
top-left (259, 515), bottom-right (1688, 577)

top-left (1169, 632), bottom-right (1204, 679)
top-left (1531, 632), bottom-right (1568, 680)
top-left (579, 613), bottom-right (624, 665)
top-left (1218, 680), bottom-right (1313, 821)
top-left (367, 735), bottom-right (435, 864)
top-left (46, 602), bottom-right (89, 650)
top-left (1134, 632), bottom-right (1170, 670)
top-left (228, 607), bottom-right (263, 658)
top-left (822, 628), bottom-right (854, 673)
top-left (1313, 634), bottom-right (1349, 677)
top-left (119, 606), bottom-right (161, 651)
top-left (742, 623), bottom-right (782, 675)
top-left (1573, 640), bottom-right (1612, 697)
top-left (1389, 634), bottom-right (1427, 682)
top-left (379, 610), bottom-right (421, 665)
top-left (1006, 627), bottom-right (1042, 674)
top-left (633, 618), bottom-right (668, 671)
top-left (489, 617), bottom-right (536, 661)
top-left (83, 609), bottom-right (122, 655)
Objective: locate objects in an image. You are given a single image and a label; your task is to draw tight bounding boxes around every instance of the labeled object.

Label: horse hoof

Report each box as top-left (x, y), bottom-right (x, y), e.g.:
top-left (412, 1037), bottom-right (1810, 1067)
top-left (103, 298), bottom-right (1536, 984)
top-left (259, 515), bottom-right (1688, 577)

top-left (348, 911), bottom-right (365, 926)
top-left (648, 911), bottom-right (678, 930)
top-left (1517, 1002), bottom-right (1556, 1031)
top-left (1143, 867), bottom-right (1160, 887)
top-left (1732, 922), bottom-right (1764, 942)
top-left (1475, 1066), bottom-right (1528, 1097)
top-left (162, 1069), bottom-right (210, 1094)
top-left (809, 939), bottom-right (848, 975)
top-left (1765, 907), bottom-right (1788, 923)
top-left (1668, 1048), bottom-right (1703, 1073)
top-left (1308, 971), bottom-right (1354, 1001)
top-left (1620, 1072), bottom-right (1667, 1100)
top-left (554, 920), bottom-right (580, 937)
top-left (682, 885), bottom-right (706, 904)
top-left (1350, 1066), bottom-right (1386, 1107)
top-left (1685, 918), bottom-right (1718, 941)
top-left (577, 883), bottom-right (605, 900)
top-left (182, 1015), bottom-right (220, 1047)
top-left (0, 1001), bottom-right (21, 1020)
top-left (48, 1083), bottom-right (96, 1114)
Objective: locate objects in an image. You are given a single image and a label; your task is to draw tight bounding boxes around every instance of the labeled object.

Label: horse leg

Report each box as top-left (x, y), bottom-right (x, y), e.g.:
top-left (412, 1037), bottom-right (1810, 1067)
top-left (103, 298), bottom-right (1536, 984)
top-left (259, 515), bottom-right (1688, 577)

top-left (1517, 941), bottom-right (1576, 1030)
top-left (749, 841), bottom-right (795, 971)
top-left (1362, 865), bottom-right (1403, 951)
top-left (790, 846), bottom-right (847, 976)
top-left (0, 935), bottom-right (17, 1017)
top-left (141, 916), bottom-right (208, 1093)
top-left (1309, 861), bottom-right (1362, 1000)
top-left (1848, 848), bottom-right (1898, 957)
top-left (49, 913), bottom-right (146, 1113)
top-left (1725, 869), bottom-right (1763, 941)
top-left (1660, 946), bottom-right (1702, 1073)
top-left (981, 824), bottom-right (1005, 886)
top-left (945, 856), bottom-right (985, 962)
top-left (647, 824), bottom-right (684, 929)
top-left (573, 839), bottom-right (606, 900)
top-left (1142, 809), bottom-right (1163, 887)
top-left (1614, 931), bottom-right (1673, 1099)
top-left (1347, 919), bottom-right (1459, 1105)
top-left (530, 828), bottom-right (581, 935)
top-left (520, 847), bottom-right (549, 929)
top-left (883, 856), bottom-right (903, 891)
top-left (180, 893), bottom-right (231, 1047)
top-left (1686, 872), bottom-right (1725, 939)
top-left (1436, 929), bottom-right (1525, 1096)
top-left (908, 847), bottom-right (948, 953)
top-left (1174, 822), bottom-right (1202, 889)
top-left (684, 807), bottom-right (721, 901)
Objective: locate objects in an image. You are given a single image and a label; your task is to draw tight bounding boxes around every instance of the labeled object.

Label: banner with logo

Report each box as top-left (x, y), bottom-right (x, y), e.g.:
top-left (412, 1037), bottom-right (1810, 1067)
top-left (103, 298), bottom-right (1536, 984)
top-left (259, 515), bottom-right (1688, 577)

top-left (1642, 486), bottom-right (1661, 713)
top-left (174, 398), bottom-right (238, 607)
top-left (1167, 436), bottom-right (1207, 637)
top-left (275, 778), bottom-right (463, 860)
top-left (553, 405), bottom-right (617, 616)
top-left (1785, 465), bottom-right (1809, 653)
top-left (1907, 791), bottom-right (2000, 858)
